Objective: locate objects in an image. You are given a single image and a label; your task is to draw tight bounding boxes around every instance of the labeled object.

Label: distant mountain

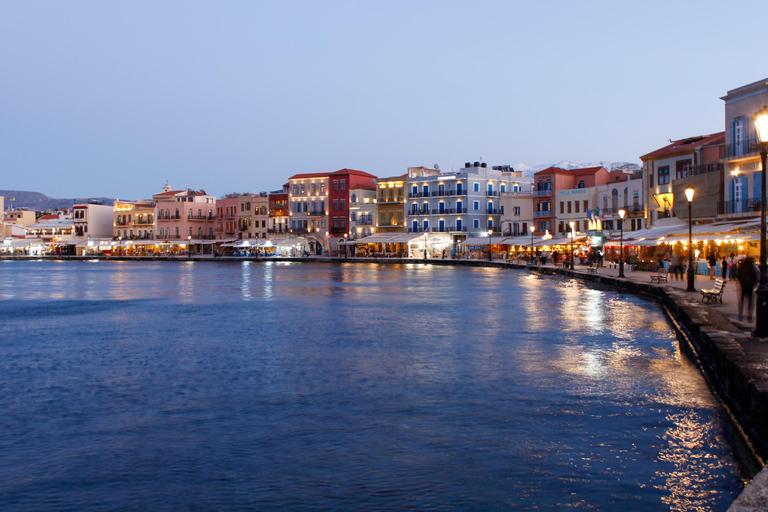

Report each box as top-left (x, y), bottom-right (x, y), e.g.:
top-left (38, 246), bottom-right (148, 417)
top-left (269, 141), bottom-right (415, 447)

top-left (0, 190), bottom-right (115, 212)
top-left (511, 161), bottom-right (641, 178)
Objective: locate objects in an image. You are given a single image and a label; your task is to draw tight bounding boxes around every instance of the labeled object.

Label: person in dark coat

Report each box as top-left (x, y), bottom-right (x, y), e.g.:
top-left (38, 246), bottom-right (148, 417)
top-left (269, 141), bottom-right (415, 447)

top-left (736, 256), bottom-right (758, 321)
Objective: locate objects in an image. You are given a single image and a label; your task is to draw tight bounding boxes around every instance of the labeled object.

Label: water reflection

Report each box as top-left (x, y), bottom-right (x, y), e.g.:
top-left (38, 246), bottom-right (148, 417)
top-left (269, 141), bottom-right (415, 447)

top-left (0, 261), bottom-right (743, 510)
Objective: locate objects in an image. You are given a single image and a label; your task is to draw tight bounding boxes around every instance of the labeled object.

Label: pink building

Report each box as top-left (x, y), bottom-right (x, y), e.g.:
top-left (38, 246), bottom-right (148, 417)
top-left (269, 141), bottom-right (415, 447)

top-left (154, 185), bottom-right (217, 241)
top-left (215, 197), bottom-right (239, 240)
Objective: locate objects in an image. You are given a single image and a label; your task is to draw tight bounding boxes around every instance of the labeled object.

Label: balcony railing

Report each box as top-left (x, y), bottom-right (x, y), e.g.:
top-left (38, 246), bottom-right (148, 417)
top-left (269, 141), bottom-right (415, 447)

top-left (486, 191), bottom-right (499, 197)
top-left (720, 138), bottom-right (760, 160)
top-left (681, 162), bottom-right (724, 176)
top-left (307, 210), bottom-right (324, 217)
top-left (602, 205), bottom-right (643, 215)
top-left (487, 208), bottom-right (499, 214)
top-left (188, 214), bottom-right (216, 221)
top-left (534, 210), bottom-right (552, 217)
top-left (157, 214), bottom-right (181, 221)
top-left (534, 189), bottom-right (553, 196)
top-left (357, 218), bottom-right (374, 225)
top-left (407, 228), bottom-right (426, 233)
top-left (330, 227), bottom-right (348, 234)
top-left (378, 197), bottom-right (404, 204)
top-left (407, 193), bottom-right (424, 198)
top-left (718, 199), bottom-right (763, 215)
top-left (431, 190), bottom-right (457, 197)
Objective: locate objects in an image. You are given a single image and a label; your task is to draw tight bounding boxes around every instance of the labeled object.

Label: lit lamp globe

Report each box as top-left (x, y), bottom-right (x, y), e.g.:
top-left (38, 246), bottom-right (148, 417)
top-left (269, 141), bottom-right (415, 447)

top-left (754, 105), bottom-right (768, 144)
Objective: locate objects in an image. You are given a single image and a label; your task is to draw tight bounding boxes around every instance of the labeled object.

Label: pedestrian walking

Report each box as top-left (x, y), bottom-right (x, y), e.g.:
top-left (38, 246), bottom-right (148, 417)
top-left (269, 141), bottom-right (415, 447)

top-left (736, 255), bottom-right (758, 321)
top-left (708, 252), bottom-right (718, 280)
top-left (728, 253), bottom-right (736, 280)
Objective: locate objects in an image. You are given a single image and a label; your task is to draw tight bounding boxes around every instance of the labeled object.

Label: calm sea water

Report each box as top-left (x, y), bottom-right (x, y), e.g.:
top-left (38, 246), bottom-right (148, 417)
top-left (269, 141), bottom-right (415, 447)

top-left (0, 260), bottom-right (744, 510)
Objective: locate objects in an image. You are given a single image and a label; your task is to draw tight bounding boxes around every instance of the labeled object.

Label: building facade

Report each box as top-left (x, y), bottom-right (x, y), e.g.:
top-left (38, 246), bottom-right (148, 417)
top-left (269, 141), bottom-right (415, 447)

top-left (154, 186), bottom-right (217, 241)
top-left (113, 201), bottom-right (155, 240)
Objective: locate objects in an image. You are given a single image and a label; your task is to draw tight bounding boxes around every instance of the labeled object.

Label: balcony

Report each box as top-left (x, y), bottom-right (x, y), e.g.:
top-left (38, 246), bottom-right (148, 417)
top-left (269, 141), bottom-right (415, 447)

top-left (681, 162), bottom-right (724, 176)
top-left (357, 218), bottom-right (374, 225)
top-left (330, 227), bottom-right (348, 234)
top-left (378, 197), bottom-right (404, 204)
top-left (486, 208), bottom-right (499, 215)
top-left (718, 199), bottom-right (763, 216)
top-left (407, 193), bottom-right (424, 199)
top-left (486, 191), bottom-right (499, 197)
top-left (534, 210), bottom-right (553, 217)
top-left (158, 214), bottom-right (181, 221)
top-left (431, 189), bottom-right (457, 197)
top-left (378, 222), bottom-right (400, 227)
top-left (534, 189), bottom-right (553, 197)
top-left (603, 205), bottom-right (643, 215)
top-left (407, 228), bottom-right (426, 233)
top-left (307, 210), bottom-right (324, 217)
top-left (720, 138), bottom-right (760, 161)
top-left (291, 227), bottom-right (309, 234)
top-left (188, 214), bottom-right (216, 221)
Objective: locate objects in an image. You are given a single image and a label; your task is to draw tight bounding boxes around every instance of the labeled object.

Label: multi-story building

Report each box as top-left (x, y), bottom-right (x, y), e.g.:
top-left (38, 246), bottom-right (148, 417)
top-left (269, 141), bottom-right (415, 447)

top-left (719, 78), bottom-right (768, 220)
top-left (406, 162), bottom-right (517, 247)
top-left (349, 186), bottom-right (377, 240)
top-left (237, 193), bottom-right (269, 240)
top-left (215, 197), bottom-right (239, 240)
top-left (268, 187), bottom-right (289, 237)
top-left (113, 201), bottom-right (155, 240)
top-left (73, 202), bottom-right (113, 239)
top-left (288, 172), bottom-right (329, 254)
top-left (375, 175), bottom-right (407, 234)
top-left (3, 209), bottom-right (36, 238)
top-left (596, 170), bottom-right (645, 234)
top-left (640, 132), bottom-right (724, 227)
top-left (499, 170), bottom-right (534, 236)
top-left (288, 168), bottom-right (377, 254)
top-left (534, 166), bottom-right (613, 235)
top-left (154, 185), bottom-right (217, 241)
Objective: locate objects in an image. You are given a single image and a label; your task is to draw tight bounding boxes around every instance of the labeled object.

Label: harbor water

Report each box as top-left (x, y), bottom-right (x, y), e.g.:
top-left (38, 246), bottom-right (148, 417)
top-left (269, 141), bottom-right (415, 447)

top-left (0, 260), bottom-right (745, 510)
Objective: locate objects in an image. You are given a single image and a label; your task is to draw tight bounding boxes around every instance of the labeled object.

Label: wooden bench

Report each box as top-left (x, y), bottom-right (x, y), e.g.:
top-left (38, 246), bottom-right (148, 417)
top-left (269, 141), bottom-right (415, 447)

top-left (650, 268), bottom-right (668, 283)
top-left (701, 279), bottom-right (726, 304)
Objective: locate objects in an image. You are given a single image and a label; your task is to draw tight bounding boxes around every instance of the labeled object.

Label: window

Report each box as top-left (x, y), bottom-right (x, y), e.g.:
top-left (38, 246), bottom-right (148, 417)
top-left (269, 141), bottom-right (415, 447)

top-left (340, 179), bottom-right (346, 191)
top-left (311, 184), bottom-right (316, 195)
top-left (320, 183), bottom-right (325, 194)
top-left (513, 206), bottom-right (521, 216)
top-left (567, 202), bottom-right (572, 213)
top-left (501, 183), bottom-right (506, 193)
top-left (658, 166), bottom-right (670, 185)
top-left (473, 201), bottom-right (479, 211)
top-left (351, 193), bottom-right (357, 203)
top-left (340, 217), bottom-right (346, 228)
top-left (577, 180), bottom-right (585, 189)
top-left (474, 219), bottom-right (479, 229)
top-left (333, 180), bottom-right (339, 191)
top-left (333, 217), bottom-right (339, 228)
top-left (351, 213), bottom-right (357, 221)
top-left (300, 185), bottom-right (305, 194)
top-left (340, 200), bottom-right (346, 211)
top-left (583, 201), bottom-right (588, 211)
top-left (560, 202), bottom-right (564, 214)
top-left (575, 202), bottom-right (580, 213)
top-left (333, 200), bottom-right (339, 211)
top-left (474, 183), bottom-right (479, 192)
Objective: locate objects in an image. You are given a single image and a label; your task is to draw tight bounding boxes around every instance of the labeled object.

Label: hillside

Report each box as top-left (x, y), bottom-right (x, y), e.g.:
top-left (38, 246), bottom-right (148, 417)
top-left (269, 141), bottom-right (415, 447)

top-left (0, 190), bottom-right (115, 211)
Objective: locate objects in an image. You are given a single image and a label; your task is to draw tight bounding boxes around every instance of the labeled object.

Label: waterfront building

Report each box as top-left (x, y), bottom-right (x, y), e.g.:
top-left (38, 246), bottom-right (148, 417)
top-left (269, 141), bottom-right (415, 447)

top-left (595, 169), bottom-right (645, 235)
top-left (375, 175), bottom-right (407, 234)
top-left (268, 187), bottom-right (289, 237)
top-left (288, 172), bottom-right (329, 255)
top-left (237, 193), bottom-right (268, 240)
top-left (499, 170), bottom-right (534, 236)
top-left (25, 213), bottom-right (75, 243)
top-left (3, 209), bottom-right (36, 238)
top-left (328, 169), bottom-right (377, 254)
top-left (154, 185), bottom-right (217, 242)
top-left (349, 185), bottom-right (376, 242)
top-left (73, 202), bottom-right (113, 240)
top-left (535, 166), bottom-right (612, 235)
top-left (641, 132), bottom-right (724, 228)
top-left (288, 169), bottom-right (377, 255)
top-left (113, 201), bottom-right (155, 240)
top-left (215, 196), bottom-right (239, 240)
top-left (719, 78), bottom-right (768, 221)
top-left (406, 162), bottom-right (516, 252)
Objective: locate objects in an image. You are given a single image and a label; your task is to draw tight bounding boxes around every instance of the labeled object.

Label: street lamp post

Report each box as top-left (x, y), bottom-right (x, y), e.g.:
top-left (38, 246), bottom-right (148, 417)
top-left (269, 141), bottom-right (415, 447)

top-left (344, 233), bottom-right (348, 259)
top-left (685, 186), bottom-right (696, 292)
top-left (569, 221), bottom-right (575, 270)
top-left (118, 236), bottom-right (122, 257)
top-left (618, 209), bottom-right (626, 278)
top-left (529, 225), bottom-right (535, 265)
top-left (753, 105), bottom-right (768, 337)
top-left (423, 230), bottom-right (428, 261)
top-left (187, 235), bottom-right (192, 260)
top-left (487, 229), bottom-right (493, 261)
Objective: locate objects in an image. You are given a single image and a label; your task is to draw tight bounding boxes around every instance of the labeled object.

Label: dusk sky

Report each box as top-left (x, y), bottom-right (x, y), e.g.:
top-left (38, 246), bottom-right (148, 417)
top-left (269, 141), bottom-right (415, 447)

top-left (1, 1), bottom-right (766, 200)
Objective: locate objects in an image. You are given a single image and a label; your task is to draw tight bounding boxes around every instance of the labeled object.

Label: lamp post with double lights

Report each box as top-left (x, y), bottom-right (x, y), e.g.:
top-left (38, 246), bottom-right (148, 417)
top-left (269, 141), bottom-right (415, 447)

top-left (685, 186), bottom-right (696, 292)
top-left (753, 105), bottom-right (768, 337)
top-left (618, 209), bottom-right (626, 278)
top-left (529, 225), bottom-right (535, 265)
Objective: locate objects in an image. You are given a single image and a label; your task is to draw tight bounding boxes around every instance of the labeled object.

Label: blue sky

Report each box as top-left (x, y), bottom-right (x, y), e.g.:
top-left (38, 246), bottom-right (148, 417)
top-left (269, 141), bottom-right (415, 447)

top-left (1, 1), bottom-right (765, 200)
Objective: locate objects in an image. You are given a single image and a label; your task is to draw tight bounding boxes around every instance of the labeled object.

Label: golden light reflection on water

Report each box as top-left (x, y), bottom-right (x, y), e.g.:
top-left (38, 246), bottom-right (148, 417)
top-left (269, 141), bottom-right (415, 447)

top-left (241, 261), bottom-right (252, 301)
